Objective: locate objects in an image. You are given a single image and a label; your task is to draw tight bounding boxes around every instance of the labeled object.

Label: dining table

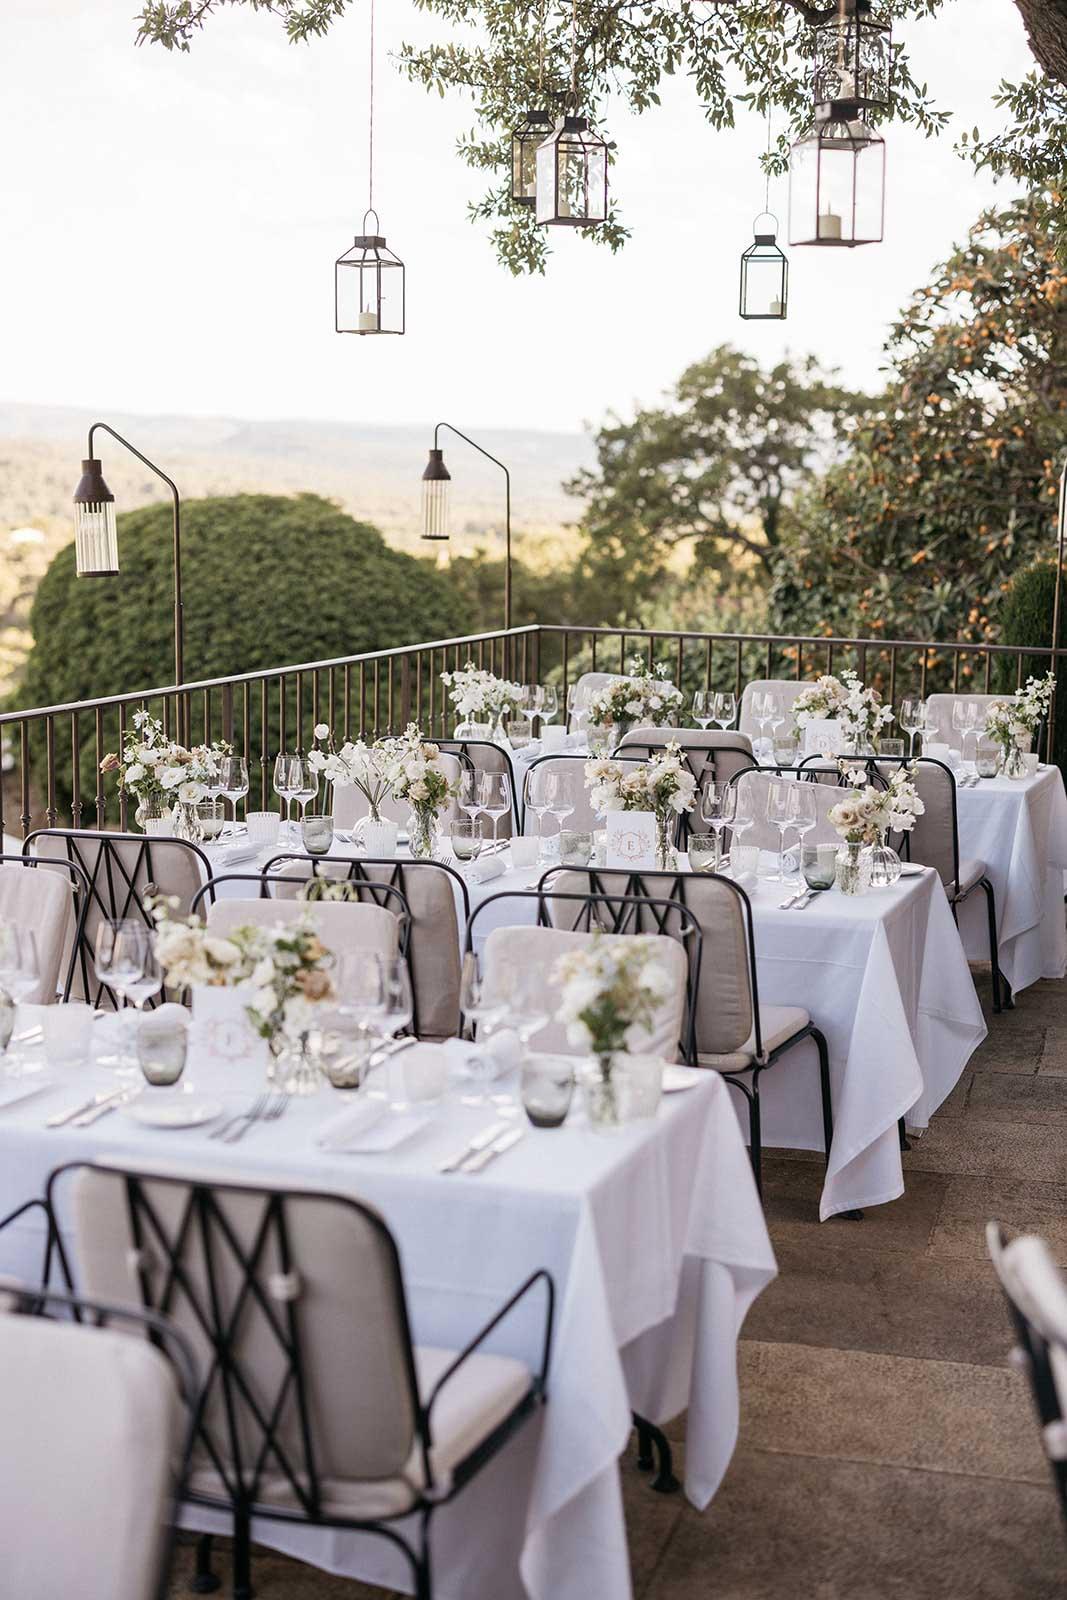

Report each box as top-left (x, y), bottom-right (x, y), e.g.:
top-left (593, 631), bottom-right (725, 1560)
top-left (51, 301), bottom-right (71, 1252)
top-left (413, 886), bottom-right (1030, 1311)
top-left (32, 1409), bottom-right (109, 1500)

top-left (0, 1007), bottom-right (775, 1600)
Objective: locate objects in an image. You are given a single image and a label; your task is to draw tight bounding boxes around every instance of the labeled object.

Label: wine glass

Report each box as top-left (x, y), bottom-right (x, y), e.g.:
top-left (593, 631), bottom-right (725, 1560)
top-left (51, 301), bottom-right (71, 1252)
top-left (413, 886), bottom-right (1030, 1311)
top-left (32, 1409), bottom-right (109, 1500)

top-left (459, 767), bottom-right (486, 832)
top-left (544, 769), bottom-right (575, 845)
top-left (219, 755), bottom-right (249, 828)
top-left (0, 925), bottom-right (40, 1076)
top-left (335, 952), bottom-right (385, 1078)
top-left (538, 686), bottom-right (559, 727)
top-left (786, 786), bottom-right (818, 885)
top-left (766, 693), bottom-right (785, 747)
top-left (377, 958), bottom-right (414, 1041)
top-left (952, 701), bottom-right (978, 771)
top-left (899, 698), bottom-right (925, 759)
top-left (479, 772), bottom-right (512, 847)
top-left (525, 767), bottom-right (555, 861)
top-left (292, 756), bottom-right (319, 831)
top-left (95, 920), bottom-right (148, 1077)
top-left (567, 684), bottom-right (589, 738)
top-left (458, 952), bottom-right (508, 1106)
top-left (728, 786), bottom-right (755, 872)
top-left (124, 950), bottom-right (164, 1062)
top-left (699, 781), bottom-right (736, 871)
top-left (765, 781), bottom-right (792, 883)
top-left (692, 690), bottom-right (712, 730)
top-left (750, 692), bottom-right (773, 759)
top-left (711, 691), bottom-right (737, 730)
top-left (273, 752), bottom-right (298, 844)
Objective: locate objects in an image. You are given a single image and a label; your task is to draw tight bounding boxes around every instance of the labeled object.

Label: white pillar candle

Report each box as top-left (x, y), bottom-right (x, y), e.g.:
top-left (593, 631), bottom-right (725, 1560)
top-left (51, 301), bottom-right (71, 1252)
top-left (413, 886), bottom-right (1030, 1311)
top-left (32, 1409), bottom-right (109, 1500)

top-left (769, 298), bottom-right (784, 316)
top-left (357, 308), bottom-right (379, 331)
top-left (818, 208), bottom-right (842, 241)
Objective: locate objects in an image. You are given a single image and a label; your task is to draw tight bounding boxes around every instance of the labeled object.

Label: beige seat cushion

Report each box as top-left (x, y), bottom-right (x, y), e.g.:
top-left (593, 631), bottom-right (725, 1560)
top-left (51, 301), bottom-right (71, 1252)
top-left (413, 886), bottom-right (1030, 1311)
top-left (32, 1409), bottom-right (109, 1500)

top-left (954, 859), bottom-right (987, 898)
top-left (697, 1003), bottom-right (810, 1072)
top-left (0, 863), bottom-right (75, 1002)
top-left (186, 1344), bottom-right (532, 1522)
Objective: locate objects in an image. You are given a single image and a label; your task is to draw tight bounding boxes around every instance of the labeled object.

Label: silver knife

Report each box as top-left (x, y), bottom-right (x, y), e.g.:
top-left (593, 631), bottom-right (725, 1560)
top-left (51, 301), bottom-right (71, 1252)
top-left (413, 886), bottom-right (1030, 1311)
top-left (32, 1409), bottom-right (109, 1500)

top-left (462, 1126), bottom-right (525, 1174)
top-left (439, 1121), bottom-right (507, 1174)
top-left (70, 1087), bottom-right (140, 1127)
top-left (46, 1087), bottom-right (126, 1128)
top-left (365, 1035), bottom-right (418, 1072)
top-left (778, 888), bottom-right (806, 909)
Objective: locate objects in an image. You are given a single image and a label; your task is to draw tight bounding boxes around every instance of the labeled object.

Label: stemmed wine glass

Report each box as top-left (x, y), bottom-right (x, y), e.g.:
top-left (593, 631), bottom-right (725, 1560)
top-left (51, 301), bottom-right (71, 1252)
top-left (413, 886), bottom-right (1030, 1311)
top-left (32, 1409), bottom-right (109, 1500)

top-left (711, 691), bottom-right (737, 730)
top-left (786, 786), bottom-right (818, 885)
top-left (218, 755), bottom-right (249, 829)
top-left (459, 767), bottom-right (487, 835)
top-left (952, 701), bottom-right (979, 771)
top-left (765, 781), bottom-right (792, 883)
top-left (292, 756), bottom-right (319, 832)
top-left (95, 919), bottom-right (148, 1077)
top-left (478, 772), bottom-right (512, 848)
top-left (544, 770), bottom-right (575, 847)
top-left (538, 686), bottom-right (559, 727)
top-left (0, 925), bottom-right (41, 1076)
top-left (458, 952), bottom-right (509, 1106)
top-left (567, 684), bottom-right (589, 740)
top-left (692, 691), bottom-right (712, 731)
top-left (699, 781), bottom-right (736, 871)
top-left (899, 698), bottom-right (926, 759)
top-left (273, 752), bottom-right (299, 844)
top-left (335, 951), bottom-right (386, 1073)
top-left (728, 787), bottom-right (755, 872)
top-left (750, 692), bottom-right (774, 760)
top-left (525, 767), bottom-right (555, 860)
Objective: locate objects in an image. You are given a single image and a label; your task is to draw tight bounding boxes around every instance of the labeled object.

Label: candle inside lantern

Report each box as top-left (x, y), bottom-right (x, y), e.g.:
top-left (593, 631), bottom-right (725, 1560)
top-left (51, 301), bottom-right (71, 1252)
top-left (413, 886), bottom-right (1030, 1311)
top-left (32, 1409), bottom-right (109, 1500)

top-left (769, 298), bottom-right (784, 316)
top-left (818, 208), bottom-right (842, 241)
top-left (357, 307), bottom-right (379, 332)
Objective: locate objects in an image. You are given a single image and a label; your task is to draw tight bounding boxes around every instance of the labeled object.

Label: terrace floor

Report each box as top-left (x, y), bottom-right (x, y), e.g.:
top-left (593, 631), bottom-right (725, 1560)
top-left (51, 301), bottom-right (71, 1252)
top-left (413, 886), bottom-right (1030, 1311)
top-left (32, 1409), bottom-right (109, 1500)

top-left (168, 969), bottom-right (1067, 1600)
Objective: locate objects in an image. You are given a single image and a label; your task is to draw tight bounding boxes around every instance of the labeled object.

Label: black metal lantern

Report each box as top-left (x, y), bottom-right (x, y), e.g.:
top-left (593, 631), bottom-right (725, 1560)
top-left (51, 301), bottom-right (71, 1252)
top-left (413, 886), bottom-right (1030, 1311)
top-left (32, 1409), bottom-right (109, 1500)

top-left (72, 457), bottom-right (118, 576)
top-left (511, 109), bottom-right (553, 205)
top-left (739, 214), bottom-right (788, 319)
top-left (421, 448), bottom-right (451, 541)
top-left (535, 116), bottom-right (608, 227)
top-left (812, 0), bottom-right (891, 118)
top-left (788, 112), bottom-right (885, 247)
top-left (335, 210), bottom-right (405, 335)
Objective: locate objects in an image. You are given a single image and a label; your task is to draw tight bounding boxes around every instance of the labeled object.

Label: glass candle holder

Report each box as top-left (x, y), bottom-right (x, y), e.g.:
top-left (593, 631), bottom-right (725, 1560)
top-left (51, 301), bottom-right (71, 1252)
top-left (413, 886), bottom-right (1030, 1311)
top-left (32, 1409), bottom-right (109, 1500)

top-left (450, 819), bottom-right (484, 863)
top-left (136, 1015), bottom-right (188, 1087)
top-left (507, 717), bottom-right (533, 750)
top-left (773, 740), bottom-right (799, 769)
top-left (246, 811), bottom-right (282, 847)
top-left (559, 830), bottom-right (593, 867)
top-left (195, 799), bottom-right (225, 841)
top-left (302, 814), bottom-right (335, 855)
top-left (976, 738), bottom-right (999, 779)
top-left (877, 738), bottom-right (905, 759)
top-left (801, 843), bottom-right (838, 891)
top-left (521, 1055), bottom-right (575, 1128)
top-left (688, 834), bottom-right (719, 873)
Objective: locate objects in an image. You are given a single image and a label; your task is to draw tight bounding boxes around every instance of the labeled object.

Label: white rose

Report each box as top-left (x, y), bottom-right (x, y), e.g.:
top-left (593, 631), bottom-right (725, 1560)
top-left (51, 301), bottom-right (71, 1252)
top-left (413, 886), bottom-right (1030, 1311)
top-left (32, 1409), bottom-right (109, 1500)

top-left (178, 780), bottom-right (205, 804)
top-left (314, 723), bottom-right (330, 740)
top-left (124, 762), bottom-right (145, 785)
top-left (159, 766), bottom-right (184, 791)
top-left (204, 937), bottom-right (242, 968)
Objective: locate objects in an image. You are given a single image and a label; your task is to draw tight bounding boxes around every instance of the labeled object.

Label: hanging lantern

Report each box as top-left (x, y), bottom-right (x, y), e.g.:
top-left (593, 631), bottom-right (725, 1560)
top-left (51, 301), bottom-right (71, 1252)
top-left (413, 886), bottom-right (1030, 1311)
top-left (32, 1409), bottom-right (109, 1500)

top-left (511, 109), bottom-right (553, 205)
top-left (739, 215), bottom-right (788, 319)
top-left (72, 458), bottom-right (118, 575)
top-left (788, 113), bottom-right (885, 247)
top-left (336, 211), bottom-right (405, 334)
top-left (812, 0), bottom-right (891, 118)
top-left (421, 449), bottom-right (451, 541)
top-left (535, 116), bottom-right (608, 227)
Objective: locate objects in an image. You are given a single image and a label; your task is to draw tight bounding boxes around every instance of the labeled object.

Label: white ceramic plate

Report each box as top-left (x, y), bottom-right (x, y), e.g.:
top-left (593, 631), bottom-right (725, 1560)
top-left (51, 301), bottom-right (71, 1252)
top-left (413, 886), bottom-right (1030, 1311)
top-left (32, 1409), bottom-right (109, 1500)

top-left (126, 1096), bottom-right (223, 1129)
top-left (662, 1065), bottom-right (703, 1093)
top-left (898, 863), bottom-right (926, 877)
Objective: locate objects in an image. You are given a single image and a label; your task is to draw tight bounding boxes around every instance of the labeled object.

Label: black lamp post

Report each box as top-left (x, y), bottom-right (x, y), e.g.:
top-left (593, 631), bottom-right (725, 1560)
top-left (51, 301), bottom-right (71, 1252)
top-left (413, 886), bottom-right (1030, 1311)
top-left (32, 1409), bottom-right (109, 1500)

top-left (72, 422), bottom-right (185, 688)
top-left (421, 423), bottom-right (512, 631)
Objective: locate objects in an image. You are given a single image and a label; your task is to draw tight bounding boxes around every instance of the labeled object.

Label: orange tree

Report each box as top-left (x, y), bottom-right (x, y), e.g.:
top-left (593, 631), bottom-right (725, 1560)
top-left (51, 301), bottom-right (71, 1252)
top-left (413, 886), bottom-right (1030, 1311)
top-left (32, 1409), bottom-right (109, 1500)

top-left (771, 191), bottom-right (1067, 653)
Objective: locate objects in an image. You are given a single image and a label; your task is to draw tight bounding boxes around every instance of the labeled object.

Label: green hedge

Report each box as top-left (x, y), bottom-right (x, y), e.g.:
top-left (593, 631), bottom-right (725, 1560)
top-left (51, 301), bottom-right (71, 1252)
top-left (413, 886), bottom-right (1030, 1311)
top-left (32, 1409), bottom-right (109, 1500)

top-left (993, 560), bottom-right (1066, 781)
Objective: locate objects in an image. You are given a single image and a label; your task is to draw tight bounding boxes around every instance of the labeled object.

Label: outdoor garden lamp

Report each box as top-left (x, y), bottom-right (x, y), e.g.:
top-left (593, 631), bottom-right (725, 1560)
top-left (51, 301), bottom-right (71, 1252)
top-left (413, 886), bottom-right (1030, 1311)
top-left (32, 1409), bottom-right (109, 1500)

top-left (420, 423), bottom-right (512, 630)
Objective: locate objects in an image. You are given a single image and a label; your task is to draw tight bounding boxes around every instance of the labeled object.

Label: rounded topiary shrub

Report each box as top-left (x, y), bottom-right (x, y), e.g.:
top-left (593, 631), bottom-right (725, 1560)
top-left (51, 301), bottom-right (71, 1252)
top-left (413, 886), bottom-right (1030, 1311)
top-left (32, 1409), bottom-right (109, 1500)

top-left (993, 560), bottom-right (1067, 779)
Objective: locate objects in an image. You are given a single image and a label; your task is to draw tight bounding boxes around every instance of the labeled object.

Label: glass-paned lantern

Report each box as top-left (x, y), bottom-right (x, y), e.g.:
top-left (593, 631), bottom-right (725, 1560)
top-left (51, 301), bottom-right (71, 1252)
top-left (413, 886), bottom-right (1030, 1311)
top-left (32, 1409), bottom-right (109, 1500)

top-left (788, 114), bottom-right (885, 247)
top-left (335, 211), bottom-right (405, 335)
top-left (421, 449), bottom-right (451, 541)
top-left (511, 109), bottom-right (553, 205)
top-left (812, 0), bottom-right (891, 118)
top-left (72, 459), bottom-right (118, 575)
top-left (739, 215), bottom-right (788, 319)
top-left (535, 116), bottom-right (608, 227)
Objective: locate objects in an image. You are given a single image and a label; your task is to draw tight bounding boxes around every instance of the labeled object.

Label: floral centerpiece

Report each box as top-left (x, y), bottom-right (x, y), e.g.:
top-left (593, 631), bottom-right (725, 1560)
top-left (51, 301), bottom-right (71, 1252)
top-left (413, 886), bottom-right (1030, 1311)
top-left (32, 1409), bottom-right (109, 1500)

top-left (100, 711), bottom-right (229, 838)
top-left (439, 662), bottom-right (523, 738)
top-left (553, 932), bottom-right (674, 1128)
top-left (309, 724), bottom-right (406, 827)
top-left (984, 673), bottom-right (1054, 778)
top-left (827, 763), bottom-right (924, 893)
top-left (585, 657), bottom-right (684, 745)
top-left (584, 741), bottom-right (696, 869)
top-left (792, 670), bottom-right (894, 754)
top-left (388, 724), bottom-right (458, 858)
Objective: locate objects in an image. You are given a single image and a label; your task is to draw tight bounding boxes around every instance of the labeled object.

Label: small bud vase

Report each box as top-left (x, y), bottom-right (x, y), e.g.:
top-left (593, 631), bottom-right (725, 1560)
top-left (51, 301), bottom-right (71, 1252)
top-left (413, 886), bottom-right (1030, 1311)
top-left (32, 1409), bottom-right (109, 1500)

top-left (580, 1053), bottom-right (624, 1133)
top-left (835, 840), bottom-right (871, 896)
top-left (408, 809), bottom-right (438, 860)
top-left (172, 800), bottom-right (205, 844)
top-left (655, 811), bottom-right (678, 871)
top-left (864, 831), bottom-right (902, 889)
top-left (999, 743), bottom-right (1028, 780)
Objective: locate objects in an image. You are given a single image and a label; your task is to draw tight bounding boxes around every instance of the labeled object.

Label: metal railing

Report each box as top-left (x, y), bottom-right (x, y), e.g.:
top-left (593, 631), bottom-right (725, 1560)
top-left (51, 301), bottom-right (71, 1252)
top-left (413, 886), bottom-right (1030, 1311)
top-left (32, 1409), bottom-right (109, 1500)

top-left (2, 622), bottom-right (1062, 838)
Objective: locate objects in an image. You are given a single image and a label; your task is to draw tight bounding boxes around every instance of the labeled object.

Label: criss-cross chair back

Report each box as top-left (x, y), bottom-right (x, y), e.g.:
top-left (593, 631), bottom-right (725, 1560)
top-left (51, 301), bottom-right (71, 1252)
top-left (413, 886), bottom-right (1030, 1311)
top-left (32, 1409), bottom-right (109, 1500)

top-left (522, 753), bottom-right (644, 837)
top-left (616, 728), bottom-right (756, 788)
top-left (24, 829), bottom-right (213, 1007)
top-left (468, 888), bottom-right (701, 1064)
top-left (331, 752), bottom-right (465, 835)
top-left (738, 679), bottom-right (807, 742)
top-left (728, 769), bottom-right (844, 850)
top-left (0, 854), bottom-right (90, 1002)
top-left (988, 1222), bottom-right (1067, 1534)
top-left (437, 741), bottom-right (519, 837)
top-left (261, 854), bottom-right (466, 1039)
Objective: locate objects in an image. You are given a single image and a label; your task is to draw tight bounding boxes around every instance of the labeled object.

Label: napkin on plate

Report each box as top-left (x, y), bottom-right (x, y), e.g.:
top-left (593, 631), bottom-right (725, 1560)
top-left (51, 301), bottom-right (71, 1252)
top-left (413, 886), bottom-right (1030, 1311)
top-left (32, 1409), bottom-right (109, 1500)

top-left (440, 1028), bottom-right (521, 1080)
top-left (465, 853), bottom-right (507, 884)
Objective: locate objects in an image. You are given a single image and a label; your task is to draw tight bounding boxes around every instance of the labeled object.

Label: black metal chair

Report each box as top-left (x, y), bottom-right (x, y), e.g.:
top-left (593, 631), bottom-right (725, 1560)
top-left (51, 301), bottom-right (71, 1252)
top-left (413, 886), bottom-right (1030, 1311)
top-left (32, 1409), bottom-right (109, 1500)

top-left (47, 1161), bottom-right (555, 1600)
top-left (437, 740), bottom-right (520, 835)
top-left (189, 870), bottom-right (413, 965)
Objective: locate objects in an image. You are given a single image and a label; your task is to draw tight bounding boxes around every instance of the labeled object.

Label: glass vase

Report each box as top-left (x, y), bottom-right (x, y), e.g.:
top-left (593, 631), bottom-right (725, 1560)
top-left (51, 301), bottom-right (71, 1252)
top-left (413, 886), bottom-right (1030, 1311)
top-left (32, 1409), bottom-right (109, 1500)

top-left (580, 1053), bottom-right (624, 1133)
top-left (655, 811), bottom-right (678, 871)
top-left (273, 1032), bottom-right (322, 1097)
top-left (134, 797), bottom-right (173, 835)
top-left (408, 809), bottom-right (438, 860)
top-left (864, 831), bottom-right (902, 888)
top-left (999, 743), bottom-right (1027, 780)
top-left (171, 800), bottom-right (205, 844)
top-left (835, 840), bottom-right (871, 896)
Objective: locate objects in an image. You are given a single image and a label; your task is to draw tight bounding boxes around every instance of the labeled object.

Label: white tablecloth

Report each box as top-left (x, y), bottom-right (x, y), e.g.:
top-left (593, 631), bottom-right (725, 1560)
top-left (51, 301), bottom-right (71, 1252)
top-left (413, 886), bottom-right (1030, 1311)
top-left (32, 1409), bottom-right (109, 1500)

top-left (954, 767), bottom-right (1067, 994)
top-left (0, 1020), bottom-right (774, 1600)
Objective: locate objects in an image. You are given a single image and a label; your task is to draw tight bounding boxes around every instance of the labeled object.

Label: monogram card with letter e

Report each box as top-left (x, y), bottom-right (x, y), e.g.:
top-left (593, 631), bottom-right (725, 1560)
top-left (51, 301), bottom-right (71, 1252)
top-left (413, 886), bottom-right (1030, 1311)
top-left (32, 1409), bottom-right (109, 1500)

top-left (605, 809), bottom-right (658, 870)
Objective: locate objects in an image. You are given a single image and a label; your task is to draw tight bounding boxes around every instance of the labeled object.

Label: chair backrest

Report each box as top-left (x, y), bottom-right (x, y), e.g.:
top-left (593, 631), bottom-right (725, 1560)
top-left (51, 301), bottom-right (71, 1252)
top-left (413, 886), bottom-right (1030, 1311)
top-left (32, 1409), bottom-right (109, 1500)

top-left (894, 758), bottom-right (958, 889)
top-left (987, 1222), bottom-right (1067, 1531)
top-left (541, 867), bottom-right (761, 1063)
top-left (925, 693), bottom-right (1005, 752)
top-left (56, 1162), bottom-right (429, 1507)
top-left (0, 1278), bottom-right (194, 1600)
top-left (25, 829), bottom-right (213, 1007)
top-left (331, 752), bottom-right (465, 834)
top-left (738, 679), bottom-right (808, 741)
top-left (616, 728), bottom-right (756, 789)
top-left (0, 855), bottom-right (86, 1003)
top-left (262, 854), bottom-right (465, 1040)
top-left (437, 741), bottom-right (519, 838)
top-left (729, 768), bottom-right (845, 850)
top-left (204, 892), bottom-right (401, 985)
top-left (522, 753), bottom-right (644, 837)
top-left (566, 671), bottom-right (630, 728)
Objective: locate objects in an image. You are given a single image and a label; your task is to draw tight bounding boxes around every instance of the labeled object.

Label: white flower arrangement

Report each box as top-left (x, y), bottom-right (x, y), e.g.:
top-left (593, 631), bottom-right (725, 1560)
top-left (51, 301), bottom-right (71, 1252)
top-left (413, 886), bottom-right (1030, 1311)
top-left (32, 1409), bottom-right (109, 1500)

top-left (308, 726), bottom-right (407, 821)
top-left (389, 723), bottom-right (457, 822)
top-left (553, 933), bottom-right (674, 1058)
top-left (439, 662), bottom-right (523, 721)
top-left (828, 764), bottom-right (925, 845)
top-left (100, 710), bottom-right (229, 806)
top-left (792, 670), bottom-right (894, 749)
top-left (586, 656), bottom-right (684, 731)
top-left (985, 673), bottom-right (1055, 753)
top-left (584, 742), bottom-right (697, 820)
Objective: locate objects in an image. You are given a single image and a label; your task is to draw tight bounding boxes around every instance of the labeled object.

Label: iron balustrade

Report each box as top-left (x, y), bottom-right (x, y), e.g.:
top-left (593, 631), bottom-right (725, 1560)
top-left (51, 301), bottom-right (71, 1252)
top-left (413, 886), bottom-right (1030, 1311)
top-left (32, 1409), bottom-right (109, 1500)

top-left (2, 622), bottom-right (1064, 839)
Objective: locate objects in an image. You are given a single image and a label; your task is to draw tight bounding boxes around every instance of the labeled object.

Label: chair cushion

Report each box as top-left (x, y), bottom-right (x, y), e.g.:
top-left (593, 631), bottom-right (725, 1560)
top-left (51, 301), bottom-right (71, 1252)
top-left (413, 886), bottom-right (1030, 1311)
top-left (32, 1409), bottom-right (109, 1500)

top-left (953, 859), bottom-right (987, 898)
top-left (186, 1344), bottom-right (533, 1523)
top-left (697, 1003), bottom-right (810, 1072)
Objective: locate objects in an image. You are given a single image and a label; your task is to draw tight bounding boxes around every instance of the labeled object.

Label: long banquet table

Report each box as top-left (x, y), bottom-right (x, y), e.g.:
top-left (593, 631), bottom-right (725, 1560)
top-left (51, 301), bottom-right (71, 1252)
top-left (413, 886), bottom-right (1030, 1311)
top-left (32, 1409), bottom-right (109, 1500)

top-left (0, 1011), bottom-right (775, 1600)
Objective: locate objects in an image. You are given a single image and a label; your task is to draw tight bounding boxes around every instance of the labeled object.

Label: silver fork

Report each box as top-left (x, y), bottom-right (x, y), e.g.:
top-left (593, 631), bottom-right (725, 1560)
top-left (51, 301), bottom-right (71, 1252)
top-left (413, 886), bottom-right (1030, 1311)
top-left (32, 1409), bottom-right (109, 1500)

top-left (213, 1093), bottom-right (268, 1142)
top-left (226, 1091), bottom-right (287, 1143)
top-left (262, 1094), bottom-right (288, 1123)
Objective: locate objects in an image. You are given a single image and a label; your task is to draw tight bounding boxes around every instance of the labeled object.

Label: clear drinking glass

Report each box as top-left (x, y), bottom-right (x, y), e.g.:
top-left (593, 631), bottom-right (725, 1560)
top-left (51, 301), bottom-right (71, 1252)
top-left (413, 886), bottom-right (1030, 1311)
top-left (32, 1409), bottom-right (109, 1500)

top-left (728, 787), bottom-right (755, 872)
top-left (273, 752), bottom-right (298, 844)
top-left (899, 699), bottom-right (925, 758)
top-left (450, 818), bottom-right (484, 864)
top-left (688, 834), bottom-right (719, 873)
top-left (786, 786), bottom-right (818, 883)
top-left (292, 757), bottom-right (319, 832)
top-left (544, 770), bottom-right (575, 847)
top-left (711, 691), bottom-right (737, 730)
top-left (801, 843), bottom-right (838, 891)
top-left (302, 814), bottom-right (334, 855)
top-left (765, 781), bottom-right (792, 883)
top-left (750, 691), bottom-right (773, 759)
top-left (952, 701), bottom-right (978, 768)
top-left (219, 755), bottom-right (249, 827)
top-left (137, 1013), bottom-right (188, 1087)
top-left (94, 920), bottom-right (148, 1077)
top-left (507, 717), bottom-right (533, 750)
top-left (458, 952), bottom-right (508, 1107)
top-left (699, 781), bottom-right (736, 870)
top-left (521, 1056), bottom-right (575, 1128)
top-left (692, 690), bottom-right (712, 730)
top-left (479, 772), bottom-right (512, 847)
top-left (459, 768), bottom-right (486, 832)
top-left (538, 686), bottom-right (559, 726)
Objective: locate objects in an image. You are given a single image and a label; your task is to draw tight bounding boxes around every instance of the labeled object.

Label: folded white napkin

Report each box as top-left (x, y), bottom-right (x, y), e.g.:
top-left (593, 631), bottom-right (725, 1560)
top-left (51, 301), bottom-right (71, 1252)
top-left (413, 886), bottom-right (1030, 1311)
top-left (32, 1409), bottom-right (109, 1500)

top-left (317, 1099), bottom-right (430, 1153)
top-left (441, 1028), bottom-right (521, 1080)
top-left (222, 841), bottom-right (261, 865)
top-left (466, 853), bottom-right (507, 884)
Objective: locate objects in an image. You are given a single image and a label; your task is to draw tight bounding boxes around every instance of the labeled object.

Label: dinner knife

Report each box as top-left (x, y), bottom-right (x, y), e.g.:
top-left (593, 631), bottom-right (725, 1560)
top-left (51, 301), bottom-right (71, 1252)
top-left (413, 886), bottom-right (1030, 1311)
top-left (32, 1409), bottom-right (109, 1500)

top-left (70, 1087), bottom-right (140, 1128)
top-left (46, 1087), bottom-right (126, 1128)
top-left (462, 1126), bottom-right (525, 1174)
top-left (438, 1121), bottom-right (507, 1174)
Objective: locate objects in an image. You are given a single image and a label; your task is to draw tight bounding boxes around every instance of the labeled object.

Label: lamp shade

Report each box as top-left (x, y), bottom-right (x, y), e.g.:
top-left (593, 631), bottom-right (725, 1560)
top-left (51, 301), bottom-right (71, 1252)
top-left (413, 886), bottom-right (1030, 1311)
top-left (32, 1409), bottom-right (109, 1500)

top-left (739, 217), bottom-right (788, 319)
top-left (421, 449), bottom-right (451, 541)
top-left (511, 109), bottom-right (553, 205)
top-left (535, 116), bottom-right (608, 227)
top-left (335, 213), bottom-right (405, 335)
top-left (72, 458), bottom-right (118, 576)
top-left (812, 0), bottom-right (891, 118)
top-left (788, 113), bottom-right (885, 247)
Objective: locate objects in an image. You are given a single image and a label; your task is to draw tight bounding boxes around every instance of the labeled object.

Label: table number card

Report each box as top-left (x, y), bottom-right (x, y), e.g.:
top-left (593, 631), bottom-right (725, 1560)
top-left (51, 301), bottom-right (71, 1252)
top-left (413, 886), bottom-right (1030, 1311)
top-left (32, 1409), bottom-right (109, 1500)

top-left (605, 809), bottom-right (659, 870)
top-left (192, 985), bottom-right (270, 1071)
top-left (802, 717), bottom-right (844, 757)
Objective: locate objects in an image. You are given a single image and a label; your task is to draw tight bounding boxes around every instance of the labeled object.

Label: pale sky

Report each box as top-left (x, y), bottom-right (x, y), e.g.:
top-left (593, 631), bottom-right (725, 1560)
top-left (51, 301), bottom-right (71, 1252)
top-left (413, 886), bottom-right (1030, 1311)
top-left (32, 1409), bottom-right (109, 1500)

top-left (0, 0), bottom-right (1036, 436)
